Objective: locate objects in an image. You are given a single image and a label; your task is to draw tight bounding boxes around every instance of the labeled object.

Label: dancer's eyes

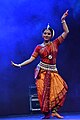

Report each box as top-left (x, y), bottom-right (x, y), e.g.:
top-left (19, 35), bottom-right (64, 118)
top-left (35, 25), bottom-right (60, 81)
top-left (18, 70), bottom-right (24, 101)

top-left (44, 32), bottom-right (51, 35)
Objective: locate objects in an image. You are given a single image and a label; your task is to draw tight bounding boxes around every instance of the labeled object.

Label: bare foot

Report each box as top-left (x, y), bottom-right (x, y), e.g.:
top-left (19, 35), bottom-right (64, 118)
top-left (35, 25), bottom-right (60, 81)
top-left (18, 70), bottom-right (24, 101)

top-left (51, 112), bottom-right (64, 119)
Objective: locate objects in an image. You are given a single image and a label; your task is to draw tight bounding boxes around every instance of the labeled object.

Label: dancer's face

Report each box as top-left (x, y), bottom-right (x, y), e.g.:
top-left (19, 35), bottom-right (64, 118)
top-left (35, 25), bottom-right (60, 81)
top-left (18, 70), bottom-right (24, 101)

top-left (42, 29), bottom-right (52, 42)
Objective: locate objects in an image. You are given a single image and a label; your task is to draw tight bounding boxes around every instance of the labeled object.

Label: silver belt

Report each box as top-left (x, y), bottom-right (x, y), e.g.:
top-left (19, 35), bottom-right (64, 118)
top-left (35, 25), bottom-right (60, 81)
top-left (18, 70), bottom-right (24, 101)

top-left (38, 61), bottom-right (57, 71)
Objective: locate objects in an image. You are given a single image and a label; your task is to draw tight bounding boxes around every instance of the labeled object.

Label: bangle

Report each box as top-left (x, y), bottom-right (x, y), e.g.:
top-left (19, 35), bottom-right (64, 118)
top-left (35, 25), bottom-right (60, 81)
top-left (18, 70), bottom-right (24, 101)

top-left (19, 64), bottom-right (21, 68)
top-left (61, 20), bottom-right (66, 23)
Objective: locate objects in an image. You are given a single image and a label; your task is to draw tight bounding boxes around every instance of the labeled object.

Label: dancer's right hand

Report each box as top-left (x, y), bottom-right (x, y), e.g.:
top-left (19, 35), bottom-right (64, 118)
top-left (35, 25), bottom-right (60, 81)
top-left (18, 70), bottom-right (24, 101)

top-left (11, 61), bottom-right (21, 68)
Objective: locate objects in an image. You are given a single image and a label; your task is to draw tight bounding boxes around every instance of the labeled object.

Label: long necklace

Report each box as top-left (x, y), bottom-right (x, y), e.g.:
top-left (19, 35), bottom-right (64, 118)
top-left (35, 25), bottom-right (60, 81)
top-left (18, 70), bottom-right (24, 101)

top-left (43, 42), bottom-right (53, 60)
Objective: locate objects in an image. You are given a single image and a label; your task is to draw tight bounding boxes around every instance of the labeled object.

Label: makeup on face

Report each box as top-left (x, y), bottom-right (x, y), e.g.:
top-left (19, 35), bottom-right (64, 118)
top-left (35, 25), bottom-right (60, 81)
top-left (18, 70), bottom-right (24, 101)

top-left (43, 31), bottom-right (51, 36)
top-left (43, 29), bottom-right (52, 41)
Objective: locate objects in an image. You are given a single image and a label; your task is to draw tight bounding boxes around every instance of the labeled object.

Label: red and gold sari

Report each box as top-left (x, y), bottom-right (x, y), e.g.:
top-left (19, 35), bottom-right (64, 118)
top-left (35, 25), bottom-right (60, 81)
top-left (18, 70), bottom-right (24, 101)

top-left (32, 36), bottom-right (68, 113)
top-left (36, 70), bottom-right (68, 113)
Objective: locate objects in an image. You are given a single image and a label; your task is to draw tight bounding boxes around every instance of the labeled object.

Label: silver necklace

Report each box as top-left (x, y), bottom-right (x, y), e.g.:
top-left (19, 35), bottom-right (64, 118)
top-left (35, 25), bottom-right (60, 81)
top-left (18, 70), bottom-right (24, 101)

top-left (43, 42), bottom-right (53, 60)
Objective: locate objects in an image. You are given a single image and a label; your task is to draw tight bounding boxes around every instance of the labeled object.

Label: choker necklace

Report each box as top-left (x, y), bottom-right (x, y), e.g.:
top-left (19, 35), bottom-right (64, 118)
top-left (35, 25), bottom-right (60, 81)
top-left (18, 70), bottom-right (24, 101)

top-left (43, 41), bottom-right (51, 46)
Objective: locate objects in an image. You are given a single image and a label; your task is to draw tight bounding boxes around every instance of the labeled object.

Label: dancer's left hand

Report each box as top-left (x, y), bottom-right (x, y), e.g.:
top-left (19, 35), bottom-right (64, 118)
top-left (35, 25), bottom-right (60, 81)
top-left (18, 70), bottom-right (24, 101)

top-left (61, 10), bottom-right (69, 21)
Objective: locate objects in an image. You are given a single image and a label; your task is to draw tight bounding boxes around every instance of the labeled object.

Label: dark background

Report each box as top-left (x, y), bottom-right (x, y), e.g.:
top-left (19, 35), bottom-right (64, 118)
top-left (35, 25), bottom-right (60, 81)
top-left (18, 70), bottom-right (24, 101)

top-left (0, 0), bottom-right (80, 115)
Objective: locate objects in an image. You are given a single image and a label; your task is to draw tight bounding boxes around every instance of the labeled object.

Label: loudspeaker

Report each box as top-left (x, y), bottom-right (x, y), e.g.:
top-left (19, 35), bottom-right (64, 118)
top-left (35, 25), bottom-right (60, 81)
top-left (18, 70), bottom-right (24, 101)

top-left (30, 94), bottom-right (40, 111)
top-left (29, 85), bottom-right (40, 111)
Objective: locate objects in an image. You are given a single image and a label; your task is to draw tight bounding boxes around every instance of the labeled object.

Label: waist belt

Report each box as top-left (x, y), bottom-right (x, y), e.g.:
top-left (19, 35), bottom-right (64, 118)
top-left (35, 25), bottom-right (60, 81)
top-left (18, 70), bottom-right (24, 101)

top-left (38, 61), bottom-right (57, 71)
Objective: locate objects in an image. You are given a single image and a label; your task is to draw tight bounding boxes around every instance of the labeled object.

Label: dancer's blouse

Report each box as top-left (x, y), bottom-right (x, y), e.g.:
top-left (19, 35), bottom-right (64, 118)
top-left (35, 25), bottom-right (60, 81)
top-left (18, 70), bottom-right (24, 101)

top-left (32, 36), bottom-right (64, 65)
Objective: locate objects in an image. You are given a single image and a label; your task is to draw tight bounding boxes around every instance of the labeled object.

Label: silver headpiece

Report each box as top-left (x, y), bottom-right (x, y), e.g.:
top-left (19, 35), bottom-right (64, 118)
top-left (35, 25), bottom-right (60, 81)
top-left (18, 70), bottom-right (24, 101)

top-left (47, 23), bottom-right (50, 29)
top-left (47, 23), bottom-right (55, 37)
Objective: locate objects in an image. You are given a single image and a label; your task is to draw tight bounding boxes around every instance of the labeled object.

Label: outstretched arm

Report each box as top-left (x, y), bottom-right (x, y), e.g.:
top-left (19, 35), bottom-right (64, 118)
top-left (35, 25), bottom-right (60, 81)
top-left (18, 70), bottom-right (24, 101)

top-left (61, 10), bottom-right (69, 39)
top-left (11, 56), bottom-right (36, 68)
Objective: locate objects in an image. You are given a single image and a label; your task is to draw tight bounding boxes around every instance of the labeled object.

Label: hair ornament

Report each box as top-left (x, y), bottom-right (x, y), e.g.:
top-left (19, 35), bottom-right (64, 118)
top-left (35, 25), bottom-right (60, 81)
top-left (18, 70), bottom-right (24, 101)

top-left (47, 23), bottom-right (55, 37)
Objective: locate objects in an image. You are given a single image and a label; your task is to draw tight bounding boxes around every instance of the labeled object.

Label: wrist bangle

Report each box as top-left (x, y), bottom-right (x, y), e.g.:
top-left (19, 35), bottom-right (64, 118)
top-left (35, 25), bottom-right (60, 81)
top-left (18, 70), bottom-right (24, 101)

top-left (61, 20), bottom-right (66, 23)
top-left (19, 64), bottom-right (21, 68)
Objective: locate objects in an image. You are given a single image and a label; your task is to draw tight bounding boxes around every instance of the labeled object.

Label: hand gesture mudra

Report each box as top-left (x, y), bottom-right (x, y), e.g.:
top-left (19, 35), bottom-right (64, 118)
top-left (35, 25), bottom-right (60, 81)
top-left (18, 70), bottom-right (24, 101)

top-left (11, 61), bottom-right (21, 68)
top-left (61, 10), bottom-right (69, 21)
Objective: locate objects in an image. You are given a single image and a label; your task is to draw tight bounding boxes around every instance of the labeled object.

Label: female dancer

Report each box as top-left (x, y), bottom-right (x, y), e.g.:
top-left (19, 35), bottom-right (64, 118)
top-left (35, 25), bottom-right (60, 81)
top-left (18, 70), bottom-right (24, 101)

top-left (12, 10), bottom-right (69, 119)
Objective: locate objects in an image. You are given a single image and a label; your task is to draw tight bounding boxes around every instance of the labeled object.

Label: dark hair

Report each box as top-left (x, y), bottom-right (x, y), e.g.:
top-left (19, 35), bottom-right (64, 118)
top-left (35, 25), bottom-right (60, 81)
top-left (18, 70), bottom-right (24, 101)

top-left (42, 27), bottom-right (53, 36)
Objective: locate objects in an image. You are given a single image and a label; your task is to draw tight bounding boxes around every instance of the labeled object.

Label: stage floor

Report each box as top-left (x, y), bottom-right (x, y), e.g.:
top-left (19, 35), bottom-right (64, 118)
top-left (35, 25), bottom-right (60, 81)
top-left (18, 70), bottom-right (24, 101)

top-left (0, 113), bottom-right (80, 120)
